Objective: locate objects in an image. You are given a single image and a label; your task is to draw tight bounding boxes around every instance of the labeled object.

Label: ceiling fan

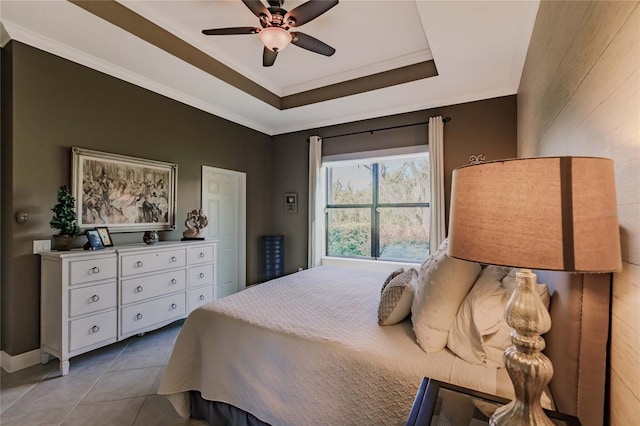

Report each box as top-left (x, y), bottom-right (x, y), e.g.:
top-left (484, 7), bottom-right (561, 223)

top-left (202, 0), bottom-right (339, 67)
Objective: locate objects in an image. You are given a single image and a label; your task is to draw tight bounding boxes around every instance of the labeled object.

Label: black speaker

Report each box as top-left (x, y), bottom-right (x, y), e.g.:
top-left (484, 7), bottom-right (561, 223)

top-left (261, 235), bottom-right (284, 282)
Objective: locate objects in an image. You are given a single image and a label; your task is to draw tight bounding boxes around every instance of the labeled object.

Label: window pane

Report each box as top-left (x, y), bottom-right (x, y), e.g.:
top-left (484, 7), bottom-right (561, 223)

top-left (328, 164), bottom-right (373, 204)
top-left (378, 157), bottom-right (429, 204)
top-left (327, 208), bottom-right (371, 257)
top-left (379, 207), bottom-right (429, 262)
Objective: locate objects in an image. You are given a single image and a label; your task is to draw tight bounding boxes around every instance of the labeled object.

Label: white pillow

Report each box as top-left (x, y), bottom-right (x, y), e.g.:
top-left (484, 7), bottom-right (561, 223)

top-left (411, 239), bottom-right (482, 353)
top-left (447, 265), bottom-right (512, 365)
top-left (484, 269), bottom-right (550, 367)
top-left (378, 269), bottom-right (417, 326)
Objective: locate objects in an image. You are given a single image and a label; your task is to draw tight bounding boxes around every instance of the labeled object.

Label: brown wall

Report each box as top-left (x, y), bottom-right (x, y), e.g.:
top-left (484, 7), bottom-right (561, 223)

top-left (1, 41), bottom-right (272, 355)
top-left (271, 95), bottom-right (517, 274)
top-left (517, 1), bottom-right (640, 424)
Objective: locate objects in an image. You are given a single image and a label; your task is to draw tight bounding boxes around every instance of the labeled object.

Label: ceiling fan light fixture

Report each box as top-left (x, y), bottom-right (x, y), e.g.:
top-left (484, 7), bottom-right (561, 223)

top-left (259, 27), bottom-right (292, 52)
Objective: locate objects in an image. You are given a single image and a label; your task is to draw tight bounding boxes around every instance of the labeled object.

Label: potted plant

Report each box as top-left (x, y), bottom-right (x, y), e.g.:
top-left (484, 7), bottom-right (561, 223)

top-left (50, 185), bottom-right (80, 251)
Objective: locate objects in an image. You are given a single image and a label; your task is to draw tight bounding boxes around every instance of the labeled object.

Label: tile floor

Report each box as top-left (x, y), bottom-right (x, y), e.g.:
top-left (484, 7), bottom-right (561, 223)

top-left (0, 320), bottom-right (204, 426)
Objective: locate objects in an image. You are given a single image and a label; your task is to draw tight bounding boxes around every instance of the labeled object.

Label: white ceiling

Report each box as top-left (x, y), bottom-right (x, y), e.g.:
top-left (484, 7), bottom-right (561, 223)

top-left (0, 0), bottom-right (540, 136)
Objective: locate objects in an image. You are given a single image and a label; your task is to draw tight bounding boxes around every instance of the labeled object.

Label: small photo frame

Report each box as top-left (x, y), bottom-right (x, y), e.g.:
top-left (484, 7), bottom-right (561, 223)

top-left (85, 229), bottom-right (105, 250)
top-left (95, 227), bottom-right (113, 247)
top-left (285, 192), bottom-right (297, 214)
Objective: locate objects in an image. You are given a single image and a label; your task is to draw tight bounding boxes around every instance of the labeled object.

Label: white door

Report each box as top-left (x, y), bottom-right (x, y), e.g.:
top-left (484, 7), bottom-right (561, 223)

top-left (201, 166), bottom-right (246, 299)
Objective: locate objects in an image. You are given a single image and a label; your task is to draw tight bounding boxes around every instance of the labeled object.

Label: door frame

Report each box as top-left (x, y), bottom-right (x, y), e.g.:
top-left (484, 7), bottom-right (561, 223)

top-left (201, 165), bottom-right (247, 292)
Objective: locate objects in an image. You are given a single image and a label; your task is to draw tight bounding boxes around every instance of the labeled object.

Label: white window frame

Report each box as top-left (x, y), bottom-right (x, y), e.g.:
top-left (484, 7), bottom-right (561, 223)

top-left (320, 145), bottom-right (429, 272)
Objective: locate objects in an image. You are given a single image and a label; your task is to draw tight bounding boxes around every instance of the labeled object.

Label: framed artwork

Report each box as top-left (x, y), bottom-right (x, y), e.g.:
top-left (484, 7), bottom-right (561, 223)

top-left (72, 148), bottom-right (177, 232)
top-left (85, 229), bottom-right (105, 250)
top-left (95, 226), bottom-right (113, 247)
top-left (285, 192), bottom-right (297, 214)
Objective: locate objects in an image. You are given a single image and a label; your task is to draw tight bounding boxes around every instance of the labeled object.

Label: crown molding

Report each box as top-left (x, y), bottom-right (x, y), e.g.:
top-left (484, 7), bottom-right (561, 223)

top-left (2, 21), bottom-right (275, 135)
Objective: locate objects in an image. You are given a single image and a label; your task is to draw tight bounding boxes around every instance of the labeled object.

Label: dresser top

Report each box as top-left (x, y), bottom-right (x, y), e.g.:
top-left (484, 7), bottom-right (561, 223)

top-left (39, 240), bottom-right (217, 259)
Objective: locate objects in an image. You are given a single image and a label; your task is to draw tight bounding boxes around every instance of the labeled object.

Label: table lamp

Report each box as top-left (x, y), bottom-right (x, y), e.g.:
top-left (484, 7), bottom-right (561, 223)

top-left (447, 157), bottom-right (622, 426)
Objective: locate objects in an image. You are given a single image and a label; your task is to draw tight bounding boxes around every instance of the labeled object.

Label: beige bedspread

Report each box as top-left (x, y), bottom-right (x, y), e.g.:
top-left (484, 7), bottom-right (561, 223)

top-left (158, 266), bottom-right (502, 425)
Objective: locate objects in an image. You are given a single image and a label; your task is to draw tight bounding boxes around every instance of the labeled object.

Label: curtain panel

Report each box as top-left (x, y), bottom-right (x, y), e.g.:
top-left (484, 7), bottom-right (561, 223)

top-left (428, 116), bottom-right (446, 253)
top-left (308, 136), bottom-right (324, 268)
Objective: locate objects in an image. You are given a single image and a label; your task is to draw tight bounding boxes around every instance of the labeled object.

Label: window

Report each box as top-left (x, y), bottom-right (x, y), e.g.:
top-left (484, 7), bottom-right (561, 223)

top-left (325, 154), bottom-right (429, 262)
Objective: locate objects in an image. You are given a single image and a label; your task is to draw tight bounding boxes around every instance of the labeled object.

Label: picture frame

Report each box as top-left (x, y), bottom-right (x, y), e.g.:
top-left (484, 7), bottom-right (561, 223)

top-left (85, 229), bottom-right (105, 250)
top-left (95, 226), bottom-right (113, 247)
top-left (284, 192), bottom-right (297, 214)
top-left (72, 148), bottom-right (177, 233)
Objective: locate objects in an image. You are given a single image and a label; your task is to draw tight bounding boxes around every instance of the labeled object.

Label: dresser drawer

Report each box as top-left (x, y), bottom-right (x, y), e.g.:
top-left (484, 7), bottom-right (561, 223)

top-left (120, 293), bottom-right (186, 335)
top-left (69, 282), bottom-right (117, 317)
top-left (70, 257), bottom-right (117, 285)
top-left (120, 249), bottom-right (186, 277)
top-left (188, 285), bottom-right (213, 314)
top-left (188, 245), bottom-right (214, 265)
top-left (121, 270), bottom-right (186, 305)
top-left (188, 264), bottom-right (214, 288)
top-left (69, 310), bottom-right (117, 352)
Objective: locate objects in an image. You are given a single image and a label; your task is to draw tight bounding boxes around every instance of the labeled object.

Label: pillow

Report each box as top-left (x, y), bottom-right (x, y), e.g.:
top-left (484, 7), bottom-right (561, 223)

top-left (447, 265), bottom-right (512, 365)
top-left (411, 239), bottom-right (482, 352)
top-left (378, 269), bottom-right (417, 325)
top-left (484, 269), bottom-right (550, 367)
top-left (381, 268), bottom-right (405, 294)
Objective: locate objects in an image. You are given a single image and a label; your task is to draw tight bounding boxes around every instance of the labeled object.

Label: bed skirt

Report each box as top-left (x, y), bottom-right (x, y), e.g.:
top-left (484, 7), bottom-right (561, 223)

top-left (190, 392), bottom-right (270, 426)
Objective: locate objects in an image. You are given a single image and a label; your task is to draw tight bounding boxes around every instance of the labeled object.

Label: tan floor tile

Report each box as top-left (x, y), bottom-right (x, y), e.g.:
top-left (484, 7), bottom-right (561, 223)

top-left (1, 322), bottom-right (184, 424)
top-left (45, 341), bottom-right (128, 380)
top-left (62, 397), bottom-right (145, 426)
top-left (149, 366), bottom-right (166, 395)
top-left (0, 406), bottom-right (71, 426)
top-left (81, 367), bottom-right (161, 405)
top-left (108, 340), bottom-right (172, 372)
top-left (1, 363), bottom-right (58, 413)
top-left (3, 368), bottom-right (105, 417)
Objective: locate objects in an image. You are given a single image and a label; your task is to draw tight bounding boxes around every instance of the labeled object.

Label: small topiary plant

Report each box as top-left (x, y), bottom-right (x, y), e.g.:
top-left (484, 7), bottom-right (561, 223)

top-left (50, 185), bottom-right (80, 236)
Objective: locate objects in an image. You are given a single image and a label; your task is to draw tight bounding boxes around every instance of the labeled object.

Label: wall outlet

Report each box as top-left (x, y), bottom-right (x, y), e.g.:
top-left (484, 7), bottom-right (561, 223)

top-left (298, 267), bottom-right (303, 272)
top-left (33, 240), bottom-right (51, 254)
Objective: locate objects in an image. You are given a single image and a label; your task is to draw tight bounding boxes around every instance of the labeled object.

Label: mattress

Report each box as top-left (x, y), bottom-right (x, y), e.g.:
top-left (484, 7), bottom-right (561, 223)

top-left (158, 266), bottom-right (508, 425)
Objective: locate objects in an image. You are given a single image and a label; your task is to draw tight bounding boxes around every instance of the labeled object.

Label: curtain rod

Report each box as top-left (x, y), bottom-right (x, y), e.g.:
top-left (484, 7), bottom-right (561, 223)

top-left (318, 116), bottom-right (451, 141)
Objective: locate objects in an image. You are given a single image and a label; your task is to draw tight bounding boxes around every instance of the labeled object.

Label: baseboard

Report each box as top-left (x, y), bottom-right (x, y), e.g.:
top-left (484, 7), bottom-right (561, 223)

top-left (1, 349), bottom-right (42, 373)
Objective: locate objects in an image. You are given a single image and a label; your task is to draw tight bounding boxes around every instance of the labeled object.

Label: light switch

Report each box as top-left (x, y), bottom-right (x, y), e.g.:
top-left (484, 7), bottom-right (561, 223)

top-left (33, 240), bottom-right (51, 254)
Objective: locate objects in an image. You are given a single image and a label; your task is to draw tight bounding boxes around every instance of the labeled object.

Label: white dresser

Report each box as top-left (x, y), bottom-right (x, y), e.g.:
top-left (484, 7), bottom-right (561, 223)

top-left (39, 240), bottom-right (216, 375)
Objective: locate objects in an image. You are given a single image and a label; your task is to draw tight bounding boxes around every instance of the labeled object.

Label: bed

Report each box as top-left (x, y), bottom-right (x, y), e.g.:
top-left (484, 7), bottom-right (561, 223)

top-left (158, 265), bottom-right (610, 426)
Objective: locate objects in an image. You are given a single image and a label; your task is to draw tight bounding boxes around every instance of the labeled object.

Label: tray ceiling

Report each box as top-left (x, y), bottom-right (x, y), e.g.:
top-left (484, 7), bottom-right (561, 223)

top-left (1, 0), bottom-right (540, 135)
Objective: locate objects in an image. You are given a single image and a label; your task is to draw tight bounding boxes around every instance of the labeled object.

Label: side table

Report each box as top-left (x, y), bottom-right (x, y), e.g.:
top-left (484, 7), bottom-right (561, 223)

top-left (406, 377), bottom-right (581, 426)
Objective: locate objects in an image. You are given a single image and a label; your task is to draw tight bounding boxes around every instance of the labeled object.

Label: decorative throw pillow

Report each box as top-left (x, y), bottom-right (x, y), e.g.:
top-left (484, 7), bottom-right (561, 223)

top-left (447, 265), bottom-right (512, 365)
top-left (411, 239), bottom-right (482, 353)
top-left (484, 269), bottom-right (550, 367)
top-left (378, 269), bottom-right (417, 326)
top-left (381, 268), bottom-right (405, 294)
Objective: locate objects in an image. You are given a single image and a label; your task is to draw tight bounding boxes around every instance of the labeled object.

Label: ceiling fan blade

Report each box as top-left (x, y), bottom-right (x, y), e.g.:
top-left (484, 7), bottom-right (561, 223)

top-left (202, 27), bottom-right (260, 35)
top-left (242, 0), bottom-right (271, 20)
top-left (291, 32), bottom-right (335, 56)
top-left (263, 47), bottom-right (278, 67)
top-left (285, 0), bottom-right (338, 27)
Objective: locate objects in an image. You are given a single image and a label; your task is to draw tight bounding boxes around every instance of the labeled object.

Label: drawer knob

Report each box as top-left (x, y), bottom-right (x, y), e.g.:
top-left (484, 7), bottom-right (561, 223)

top-left (135, 313), bottom-right (143, 321)
top-left (198, 295), bottom-right (205, 301)
top-left (90, 325), bottom-right (100, 334)
top-left (91, 266), bottom-right (100, 274)
top-left (135, 286), bottom-right (143, 293)
top-left (199, 252), bottom-right (205, 258)
top-left (170, 303), bottom-right (177, 310)
top-left (90, 295), bottom-right (100, 303)
top-left (199, 272), bottom-right (205, 279)
top-left (170, 256), bottom-right (177, 262)
top-left (170, 279), bottom-right (177, 285)
top-left (135, 261), bottom-right (143, 268)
